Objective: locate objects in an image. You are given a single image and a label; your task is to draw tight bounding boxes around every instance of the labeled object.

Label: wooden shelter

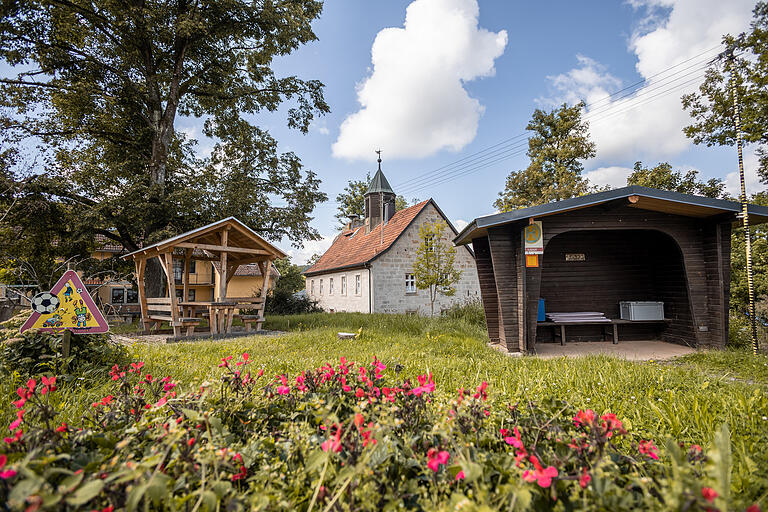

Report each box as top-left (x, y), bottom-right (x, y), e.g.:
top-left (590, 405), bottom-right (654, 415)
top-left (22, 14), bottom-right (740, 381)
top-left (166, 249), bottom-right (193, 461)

top-left (454, 186), bottom-right (768, 353)
top-left (122, 217), bottom-right (287, 337)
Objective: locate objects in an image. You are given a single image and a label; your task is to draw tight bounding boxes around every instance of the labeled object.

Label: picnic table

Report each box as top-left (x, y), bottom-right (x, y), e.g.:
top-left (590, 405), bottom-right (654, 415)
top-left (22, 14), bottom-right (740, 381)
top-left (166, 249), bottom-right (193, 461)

top-left (179, 297), bottom-right (264, 335)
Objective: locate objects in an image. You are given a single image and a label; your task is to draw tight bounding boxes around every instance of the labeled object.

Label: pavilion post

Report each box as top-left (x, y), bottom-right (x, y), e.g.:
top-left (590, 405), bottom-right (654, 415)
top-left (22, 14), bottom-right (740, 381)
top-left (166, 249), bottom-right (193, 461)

top-left (135, 257), bottom-right (149, 330)
top-left (161, 252), bottom-right (180, 337)
top-left (218, 227), bottom-right (229, 301)
top-left (183, 249), bottom-right (191, 313)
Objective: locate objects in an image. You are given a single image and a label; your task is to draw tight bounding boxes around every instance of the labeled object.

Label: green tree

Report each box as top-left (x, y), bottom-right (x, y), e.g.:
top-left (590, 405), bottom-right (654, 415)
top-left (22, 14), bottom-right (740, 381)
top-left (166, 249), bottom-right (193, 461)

top-left (413, 221), bottom-right (462, 317)
top-left (335, 173), bottom-right (370, 228)
top-left (731, 192), bottom-right (768, 314)
top-left (627, 161), bottom-right (726, 198)
top-left (0, 0), bottom-right (329, 295)
top-left (682, 2), bottom-right (768, 181)
top-left (272, 258), bottom-right (305, 295)
top-left (495, 103), bottom-right (596, 211)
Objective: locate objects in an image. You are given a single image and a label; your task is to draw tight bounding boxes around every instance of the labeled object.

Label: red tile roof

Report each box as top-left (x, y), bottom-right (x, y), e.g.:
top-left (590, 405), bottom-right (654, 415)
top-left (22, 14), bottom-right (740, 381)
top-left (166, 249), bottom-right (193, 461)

top-left (305, 200), bottom-right (431, 275)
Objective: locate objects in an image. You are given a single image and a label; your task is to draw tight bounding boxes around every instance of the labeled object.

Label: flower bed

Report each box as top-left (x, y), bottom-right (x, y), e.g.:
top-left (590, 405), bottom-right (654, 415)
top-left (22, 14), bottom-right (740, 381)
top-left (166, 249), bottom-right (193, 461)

top-left (0, 353), bottom-right (761, 511)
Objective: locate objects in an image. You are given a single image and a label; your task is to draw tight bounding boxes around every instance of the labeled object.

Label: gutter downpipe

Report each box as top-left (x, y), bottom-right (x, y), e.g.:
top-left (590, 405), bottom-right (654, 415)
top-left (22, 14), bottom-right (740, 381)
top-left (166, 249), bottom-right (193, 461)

top-left (366, 262), bottom-right (372, 314)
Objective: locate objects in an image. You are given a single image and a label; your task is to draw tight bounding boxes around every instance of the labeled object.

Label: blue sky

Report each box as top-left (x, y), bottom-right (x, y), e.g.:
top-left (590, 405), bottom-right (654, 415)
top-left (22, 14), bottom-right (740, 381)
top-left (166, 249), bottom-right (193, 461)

top-left (174, 1), bottom-right (765, 262)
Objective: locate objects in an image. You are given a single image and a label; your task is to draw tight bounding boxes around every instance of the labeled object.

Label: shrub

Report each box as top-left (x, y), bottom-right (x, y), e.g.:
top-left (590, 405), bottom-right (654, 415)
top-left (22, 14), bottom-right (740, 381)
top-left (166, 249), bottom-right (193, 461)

top-left (262, 288), bottom-right (322, 316)
top-left (728, 311), bottom-right (768, 351)
top-left (0, 354), bottom-right (761, 511)
top-left (443, 297), bottom-right (486, 327)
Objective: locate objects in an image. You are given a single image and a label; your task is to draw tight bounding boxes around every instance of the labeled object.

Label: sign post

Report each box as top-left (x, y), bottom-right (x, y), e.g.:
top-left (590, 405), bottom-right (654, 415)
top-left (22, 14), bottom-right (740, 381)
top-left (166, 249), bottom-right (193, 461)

top-left (20, 271), bottom-right (109, 356)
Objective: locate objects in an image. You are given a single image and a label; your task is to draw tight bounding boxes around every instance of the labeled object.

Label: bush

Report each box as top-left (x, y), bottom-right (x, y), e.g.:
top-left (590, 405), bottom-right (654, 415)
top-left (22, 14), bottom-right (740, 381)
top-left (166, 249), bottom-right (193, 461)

top-left (443, 298), bottom-right (486, 327)
top-left (263, 288), bottom-right (322, 316)
top-left (728, 311), bottom-right (768, 351)
top-left (0, 354), bottom-right (760, 511)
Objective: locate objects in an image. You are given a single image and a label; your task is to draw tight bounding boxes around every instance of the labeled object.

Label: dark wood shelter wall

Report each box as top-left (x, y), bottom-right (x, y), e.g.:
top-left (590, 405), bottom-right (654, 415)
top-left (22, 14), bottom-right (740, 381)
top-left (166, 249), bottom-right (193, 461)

top-left (471, 204), bottom-right (732, 352)
top-left (472, 237), bottom-right (500, 343)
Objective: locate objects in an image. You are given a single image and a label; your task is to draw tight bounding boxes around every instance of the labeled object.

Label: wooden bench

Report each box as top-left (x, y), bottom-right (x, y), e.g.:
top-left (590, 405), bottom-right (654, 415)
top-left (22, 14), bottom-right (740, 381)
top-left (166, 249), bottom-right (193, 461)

top-left (240, 314), bottom-right (264, 332)
top-left (169, 317), bottom-right (202, 336)
top-left (537, 319), bottom-right (668, 345)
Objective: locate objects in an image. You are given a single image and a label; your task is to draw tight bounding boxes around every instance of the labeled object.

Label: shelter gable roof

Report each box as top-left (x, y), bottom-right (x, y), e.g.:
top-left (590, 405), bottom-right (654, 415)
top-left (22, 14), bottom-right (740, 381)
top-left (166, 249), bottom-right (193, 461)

top-left (121, 217), bottom-right (287, 261)
top-left (304, 200), bottom-right (431, 275)
top-left (454, 186), bottom-right (768, 245)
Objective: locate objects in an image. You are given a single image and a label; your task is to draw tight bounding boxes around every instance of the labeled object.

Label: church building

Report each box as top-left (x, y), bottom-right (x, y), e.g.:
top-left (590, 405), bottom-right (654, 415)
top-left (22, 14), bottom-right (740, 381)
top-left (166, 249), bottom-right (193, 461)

top-left (304, 158), bottom-right (480, 315)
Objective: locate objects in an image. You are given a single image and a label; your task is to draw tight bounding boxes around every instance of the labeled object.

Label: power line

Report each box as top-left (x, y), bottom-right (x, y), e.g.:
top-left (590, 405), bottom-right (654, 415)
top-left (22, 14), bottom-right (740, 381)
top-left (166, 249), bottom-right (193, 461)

top-left (392, 45), bottom-right (721, 191)
top-left (397, 63), bottom-right (714, 196)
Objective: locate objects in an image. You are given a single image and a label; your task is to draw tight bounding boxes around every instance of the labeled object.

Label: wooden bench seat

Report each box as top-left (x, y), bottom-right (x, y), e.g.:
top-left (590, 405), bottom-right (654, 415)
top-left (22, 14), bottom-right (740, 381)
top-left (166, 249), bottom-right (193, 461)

top-left (173, 317), bottom-right (203, 336)
top-left (537, 319), bottom-right (668, 345)
top-left (240, 314), bottom-right (264, 332)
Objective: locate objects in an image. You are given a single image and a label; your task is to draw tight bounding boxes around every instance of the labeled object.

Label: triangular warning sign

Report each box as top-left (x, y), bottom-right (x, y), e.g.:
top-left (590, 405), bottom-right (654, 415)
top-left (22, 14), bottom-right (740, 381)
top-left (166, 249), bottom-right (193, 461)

top-left (20, 270), bottom-right (109, 334)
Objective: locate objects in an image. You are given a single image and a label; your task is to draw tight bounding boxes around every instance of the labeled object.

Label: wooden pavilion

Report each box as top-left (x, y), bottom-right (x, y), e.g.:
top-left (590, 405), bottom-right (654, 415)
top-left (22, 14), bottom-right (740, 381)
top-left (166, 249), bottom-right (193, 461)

top-left (454, 186), bottom-right (768, 353)
top-left (122, 217), bottom-right (287, 337)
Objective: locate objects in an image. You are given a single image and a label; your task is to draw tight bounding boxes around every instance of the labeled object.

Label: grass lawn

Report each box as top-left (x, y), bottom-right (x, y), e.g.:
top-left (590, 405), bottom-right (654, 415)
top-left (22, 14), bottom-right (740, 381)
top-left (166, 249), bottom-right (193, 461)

top-left (2, 312), bottom-right (768, 505)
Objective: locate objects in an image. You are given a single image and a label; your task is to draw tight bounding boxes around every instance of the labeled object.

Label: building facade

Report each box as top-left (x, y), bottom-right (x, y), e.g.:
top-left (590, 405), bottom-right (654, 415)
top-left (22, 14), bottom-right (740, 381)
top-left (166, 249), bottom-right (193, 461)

top-left (304, 163), bottom-right (480, 315)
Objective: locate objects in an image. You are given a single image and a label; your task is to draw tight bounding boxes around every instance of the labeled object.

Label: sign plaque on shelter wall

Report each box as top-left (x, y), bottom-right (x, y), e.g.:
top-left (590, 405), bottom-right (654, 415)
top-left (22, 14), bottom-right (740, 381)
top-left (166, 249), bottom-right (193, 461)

top-left (524, 221), bottom-right (543, 255)
top-left (565, 253), bottom-right (586, 262)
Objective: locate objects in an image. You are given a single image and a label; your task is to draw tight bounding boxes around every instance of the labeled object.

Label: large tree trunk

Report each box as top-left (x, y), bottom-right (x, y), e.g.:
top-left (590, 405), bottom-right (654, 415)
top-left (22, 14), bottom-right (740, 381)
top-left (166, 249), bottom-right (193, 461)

top-left (145, 258), bottom-right (165, 298)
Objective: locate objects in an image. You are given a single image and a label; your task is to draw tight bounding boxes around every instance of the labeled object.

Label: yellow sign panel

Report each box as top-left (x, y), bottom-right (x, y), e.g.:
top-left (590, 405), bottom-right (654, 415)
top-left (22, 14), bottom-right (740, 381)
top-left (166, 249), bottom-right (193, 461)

top-left (524, 221), bottom-right (544, 254)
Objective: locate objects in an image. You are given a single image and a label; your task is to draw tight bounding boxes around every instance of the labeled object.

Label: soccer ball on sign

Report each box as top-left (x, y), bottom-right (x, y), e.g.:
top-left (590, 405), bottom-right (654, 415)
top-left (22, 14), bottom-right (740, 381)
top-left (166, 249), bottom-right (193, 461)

top-left (31, 292), bottom-right (60, 314)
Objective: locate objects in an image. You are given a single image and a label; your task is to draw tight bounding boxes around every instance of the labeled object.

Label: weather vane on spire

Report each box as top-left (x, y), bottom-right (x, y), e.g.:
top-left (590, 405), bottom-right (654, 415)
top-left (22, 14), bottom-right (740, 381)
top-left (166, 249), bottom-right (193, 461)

top-left (375, 149), bottom-right (382, 171)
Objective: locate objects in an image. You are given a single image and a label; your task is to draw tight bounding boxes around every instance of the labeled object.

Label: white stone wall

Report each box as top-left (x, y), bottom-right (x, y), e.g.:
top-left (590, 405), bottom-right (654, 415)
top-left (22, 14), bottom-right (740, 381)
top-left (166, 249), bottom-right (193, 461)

top-left (371, 203), bottom-right (480, 315)
top-left (306, 268), bottom-right (371, 313)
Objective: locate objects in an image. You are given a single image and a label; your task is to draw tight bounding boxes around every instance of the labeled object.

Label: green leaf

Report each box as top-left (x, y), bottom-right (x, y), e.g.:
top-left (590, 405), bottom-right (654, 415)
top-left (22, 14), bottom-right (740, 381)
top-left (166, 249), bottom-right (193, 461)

top-left (65, 480), bottom-right (104, 506)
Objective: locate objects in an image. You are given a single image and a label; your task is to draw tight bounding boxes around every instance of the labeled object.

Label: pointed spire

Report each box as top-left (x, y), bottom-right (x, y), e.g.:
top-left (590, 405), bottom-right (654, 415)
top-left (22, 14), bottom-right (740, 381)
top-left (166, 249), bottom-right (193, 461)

top-left (366, 149), bottom-right (394, 195)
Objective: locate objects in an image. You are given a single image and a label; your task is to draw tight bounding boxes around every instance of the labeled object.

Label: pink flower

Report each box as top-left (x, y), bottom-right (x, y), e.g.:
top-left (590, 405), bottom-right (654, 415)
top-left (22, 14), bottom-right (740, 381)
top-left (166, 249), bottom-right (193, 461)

top-left (473, 381), bottom-right (488, 400)
top-left (579, 468), bottom-right (591, 488)
top-left (231, 465), bottom-right (247, 481)
top-left (746, 505), bottom-right (762, 512)
top-left (427, 449), bottom-right (450, 472)
top-left (0, 455), bottom-right (14, 479)
top-left (638, 440), bottom-right (659, 460)
top-left (701, 487), bottom-right (718, 503)
top-left (501, 427), bottom-right (524, 449)
top-left (412, 374), bottom-right (435, 396)
top-left (233, 453), bottom-right (243, 464)
top-left (40, 375), bottom-right (56, 394)
top-left (455, 470), bottom-right (466, 481)
top-left (321, 425), bottom-right (343, 453)
top-left (522, 456), bottom-right (558, 488)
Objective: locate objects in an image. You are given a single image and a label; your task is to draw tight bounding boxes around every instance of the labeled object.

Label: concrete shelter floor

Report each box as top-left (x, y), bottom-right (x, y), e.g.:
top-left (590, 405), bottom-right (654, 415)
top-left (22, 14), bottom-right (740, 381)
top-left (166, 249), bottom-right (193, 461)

top-left (533, 340), bottom-right (697, 361)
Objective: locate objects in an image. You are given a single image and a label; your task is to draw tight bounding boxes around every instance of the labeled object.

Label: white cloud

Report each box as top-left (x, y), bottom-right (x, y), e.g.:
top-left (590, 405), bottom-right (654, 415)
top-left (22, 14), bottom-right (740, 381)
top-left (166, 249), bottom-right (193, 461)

top-left (286, 234), bottom-right (334, 265)
top-left (332, 0), bottom-right (507, 160)
top-left (583, 166), bottom-right (634, 189)
top-left (310, 119), bottom-right (330, 136)
top-left (543, 0), bottom-right (754, 163)
top-left (453, 219), bottom-right (469, 232)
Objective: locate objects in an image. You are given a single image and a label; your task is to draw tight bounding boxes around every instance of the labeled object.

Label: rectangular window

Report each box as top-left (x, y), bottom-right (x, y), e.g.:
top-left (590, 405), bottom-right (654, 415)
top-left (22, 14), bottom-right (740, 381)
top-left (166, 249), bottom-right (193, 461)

top-left (341, 276), bottom-right (347, 295)
top-left (425, 234), bottom-right (435, 253)
top-left (175, 289), bottom-right (184, 300)
top-left (111, 288), bottom-right (125, 304)
top-left (329, 278), bottom-right (334, 295)
top-left (320, 279), bottom-right (323, 295)
top-left (311, 280), bottom-right (315, 295)
top-left (440, 273), bottom-right (450, 292)
top-left (187, 289), bottom-right (196, 301)
top-left (355, 274), bottom-right (361, 295)
top-left (126, 289), bottom-right (138, 304)
top-left (405, 273), bottom-right (416, 293)
top-left (173, 259), bottom-right (196, 283)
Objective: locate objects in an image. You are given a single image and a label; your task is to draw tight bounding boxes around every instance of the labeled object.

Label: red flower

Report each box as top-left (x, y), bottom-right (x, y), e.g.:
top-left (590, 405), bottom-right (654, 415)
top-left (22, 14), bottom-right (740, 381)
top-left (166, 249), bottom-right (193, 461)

top-left (701, 487), bottom-right (718, 503)
top-left (638, 440), bottom-right (659, 460)
top-left (233, 453), bottom-right (243, 464)
top-left (40, 375), bottom-right (56, 394)
top-left (473, 381), bottom-right (488, 400)
top-left (600, 413), bottom-right (625, 437)
top-left (0, 454), bottom-right (15, 479)
top-left (522, 456), bottom-right (558, 488)
top-left (573, 409), bottom-right (596, 427)
top-left (579, 468), bottom-right (591, 488)
top-left (455, 470), bottom-right (465, 481)
top-left (187, 438), bottom-right (196, 447)
top-left (746, 505), bottom-right (762, 512)
top-left (355, 388), bottom-right (365, 398)
top-left (427, 448), bottom-right (450, 472)
top-left (501, 426), bottom-right (524, 449)
top-left (55, 422), bottom-right (68, 433)
top-left (231, 465), bottom-right (247, 481)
